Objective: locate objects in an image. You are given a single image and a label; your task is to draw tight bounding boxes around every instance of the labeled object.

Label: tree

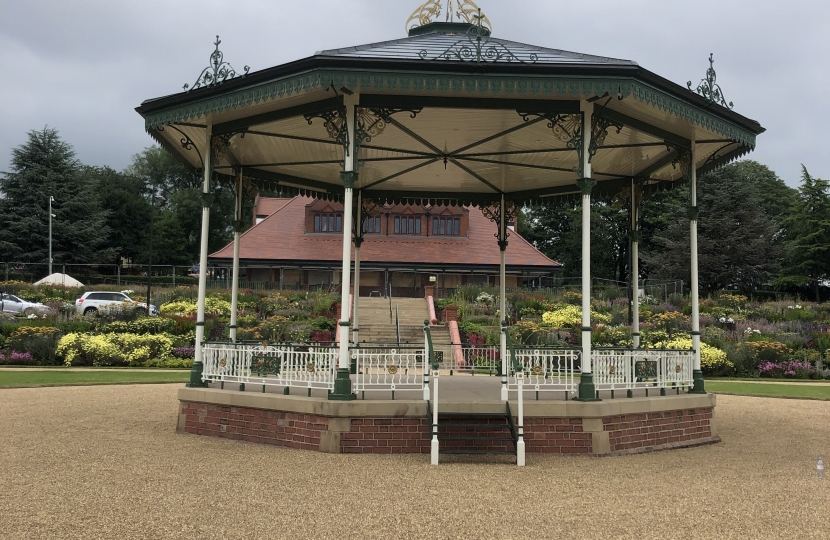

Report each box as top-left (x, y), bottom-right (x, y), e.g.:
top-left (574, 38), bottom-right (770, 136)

top-left (85, 166), bottom-right (151, 264)
top-left (126, 146), bottom-right (237, 262)
top-left (0, 128), bottom-right (114, 270)
top-left (642, 163), bottom-right (783, 294)
top-left (778, 166), bottom-right (830, 302)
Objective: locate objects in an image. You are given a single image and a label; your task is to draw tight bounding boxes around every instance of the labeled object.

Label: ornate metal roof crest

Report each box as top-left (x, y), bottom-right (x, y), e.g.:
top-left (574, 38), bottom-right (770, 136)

top-left (406, 0), bottom-right (491, 32)
top-left (418, 9), bottom-right (536, 64)
top-left (687, 53), bottom-right (733, 109)
top-left (184, 35), bottom-right (249, 93)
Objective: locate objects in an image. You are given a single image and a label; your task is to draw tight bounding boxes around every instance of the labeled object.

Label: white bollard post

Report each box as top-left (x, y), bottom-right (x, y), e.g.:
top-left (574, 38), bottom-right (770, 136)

top-left (516, 371), bottom-right (525, 466)
top-left (430, 368), bottom-right (440, 465)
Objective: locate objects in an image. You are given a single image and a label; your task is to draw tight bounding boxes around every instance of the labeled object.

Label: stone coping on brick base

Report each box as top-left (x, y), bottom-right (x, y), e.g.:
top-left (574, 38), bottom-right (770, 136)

top-left (177, 388), bottom-right (718, 457)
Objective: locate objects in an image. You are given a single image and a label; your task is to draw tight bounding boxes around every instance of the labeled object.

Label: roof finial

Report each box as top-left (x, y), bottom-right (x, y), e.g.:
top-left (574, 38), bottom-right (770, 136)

top-left (687, 53), bottom-right (733, 109)
top-left (183, 35), bottom-right (249, 93)
top-left (406, 0), bottom-right (491, 33)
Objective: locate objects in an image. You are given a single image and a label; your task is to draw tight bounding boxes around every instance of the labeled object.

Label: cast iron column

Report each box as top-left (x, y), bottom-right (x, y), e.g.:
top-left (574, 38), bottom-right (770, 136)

top-left (499, 195), bottom-right (509, 401)
top-left (331, 93), bottom-right (359, 401)
top-left (689, 139), bottom-right (706, 393)
top-left (188, 124), bottom-right (212, 388)
top-left (229, 168), bottom-right (243, 343)
top-left (575, 101), bottom-right (599, 401)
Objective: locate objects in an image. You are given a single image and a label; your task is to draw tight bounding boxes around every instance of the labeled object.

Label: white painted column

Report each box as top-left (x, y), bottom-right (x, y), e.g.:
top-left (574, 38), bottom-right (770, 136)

top-left (229, 168), bottom-right (243, 343)
top-left (352, 191), bottom-right (362, 345)
top-left (576, 101), bottom-right (598, 400)
top-left (689, 138), bottom-right (705, 393)
top-left (332, 94), bottom-right (359, 400)
top-left (499, 195), bottom-right (509, 401)
top-left (631, 179), bottom-right (640, 349)
top-left (189, 123), bottom-right (212, 387)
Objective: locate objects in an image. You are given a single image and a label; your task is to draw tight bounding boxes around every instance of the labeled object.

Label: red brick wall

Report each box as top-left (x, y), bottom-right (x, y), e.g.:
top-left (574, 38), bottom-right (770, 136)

top-left (180, 402), bottom-right (329, 451)
top-left (340, 418), bottom-right (430, 454)
top-left (522, 417), bottom-right (591, 454)
top-left (602, 408), bottom-right (713, 453)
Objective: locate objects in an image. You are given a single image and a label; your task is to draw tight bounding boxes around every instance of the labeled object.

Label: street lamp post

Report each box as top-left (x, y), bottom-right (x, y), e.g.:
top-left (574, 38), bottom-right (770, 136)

top-left (48, 196), bottom-right (55, 276)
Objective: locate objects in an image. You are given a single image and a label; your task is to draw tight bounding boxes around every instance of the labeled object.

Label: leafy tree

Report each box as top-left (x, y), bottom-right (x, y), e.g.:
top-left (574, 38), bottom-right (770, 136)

top-left (643, 163), bottom-right (782, 294)
top-left (0, 128), bottom-right (114, 270)
top-left (126, 146), bottom-right (237, 263)
top-left (85, 166), bottom-right (151, 264)
top-left (778, 166), bottom-right (830, 302)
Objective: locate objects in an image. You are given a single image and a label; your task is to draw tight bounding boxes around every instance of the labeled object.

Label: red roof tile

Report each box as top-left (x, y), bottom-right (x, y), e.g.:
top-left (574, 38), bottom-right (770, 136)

top-left (212, 197), bottom-right (560, 269)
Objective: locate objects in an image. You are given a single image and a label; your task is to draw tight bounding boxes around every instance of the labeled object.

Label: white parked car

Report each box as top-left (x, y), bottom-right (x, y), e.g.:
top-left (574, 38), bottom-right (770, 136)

top-left (0, 293), bottom-right (49, 315)
top-left (74, 291), bottom-right (159, 316)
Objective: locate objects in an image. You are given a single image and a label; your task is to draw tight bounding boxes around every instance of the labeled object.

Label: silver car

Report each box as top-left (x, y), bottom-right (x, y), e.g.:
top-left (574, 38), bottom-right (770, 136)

top-left (75, 291), bottom-right (158, 316)
top-left (0, 293), bottom-right (49, 315)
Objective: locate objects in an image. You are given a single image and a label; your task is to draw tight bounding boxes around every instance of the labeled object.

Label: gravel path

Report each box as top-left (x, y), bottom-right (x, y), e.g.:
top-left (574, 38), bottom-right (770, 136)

top-left (1, 386), bottom-right (828, 539)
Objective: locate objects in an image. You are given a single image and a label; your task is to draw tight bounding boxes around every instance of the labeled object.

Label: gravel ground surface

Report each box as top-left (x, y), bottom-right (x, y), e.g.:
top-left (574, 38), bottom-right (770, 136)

top-left (1, 385), bottom-right (828, 540)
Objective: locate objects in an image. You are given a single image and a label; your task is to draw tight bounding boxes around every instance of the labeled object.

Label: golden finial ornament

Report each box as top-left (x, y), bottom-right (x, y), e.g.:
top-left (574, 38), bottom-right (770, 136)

top-left (406, 0), bottom-right (492, 33)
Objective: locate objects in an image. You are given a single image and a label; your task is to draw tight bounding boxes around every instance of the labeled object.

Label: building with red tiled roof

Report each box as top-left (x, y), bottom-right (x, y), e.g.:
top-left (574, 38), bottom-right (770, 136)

top-left (210, 196), bottom-right (560, 297)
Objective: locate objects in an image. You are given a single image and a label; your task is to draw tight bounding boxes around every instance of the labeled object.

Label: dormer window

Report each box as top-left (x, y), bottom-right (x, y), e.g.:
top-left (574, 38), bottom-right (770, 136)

top-left (394, 215), bottom-right (421, 235)
top-left (314, 213), bottom-right (342, 233)
top-left (433, 217), bottom-right (460, 236)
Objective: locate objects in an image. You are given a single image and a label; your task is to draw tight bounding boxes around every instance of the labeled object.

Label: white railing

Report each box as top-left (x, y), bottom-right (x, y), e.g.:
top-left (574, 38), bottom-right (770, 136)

top-left (201, 342), bottom-right (337, 392)
top-left (592, 348), bottom-right (694, 392)
top-left (507, 348), bottom-right (579, 397)
top-left (352, 346), bottom-right (426, 396)
top-left (437, 344), bottom-right (500, 375)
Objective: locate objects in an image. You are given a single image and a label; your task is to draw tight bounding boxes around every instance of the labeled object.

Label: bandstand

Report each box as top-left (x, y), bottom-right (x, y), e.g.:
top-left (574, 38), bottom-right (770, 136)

top-left (136, 1), bottom-right (764, 464)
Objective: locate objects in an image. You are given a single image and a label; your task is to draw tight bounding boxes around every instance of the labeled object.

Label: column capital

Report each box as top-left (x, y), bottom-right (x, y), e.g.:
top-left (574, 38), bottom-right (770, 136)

top-left (629, 229), bottom-right (642, 242)
top-left (576, 178), bottom-right (597, 196)
top-left (688, 205), bottom-right (700, 221)
top-left (232, 220), bottom-right (244, 233)
top-left (201, 192), bottom-right (214, 208)
top-left (353, 236), bottom-right (364, 248)
top-left (340, 171), bottom-right (358, 189)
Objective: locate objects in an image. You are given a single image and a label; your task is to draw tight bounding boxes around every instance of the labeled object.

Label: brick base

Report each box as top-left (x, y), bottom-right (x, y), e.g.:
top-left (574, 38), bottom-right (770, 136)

top-left (178, 399), bottom-right (717, 457)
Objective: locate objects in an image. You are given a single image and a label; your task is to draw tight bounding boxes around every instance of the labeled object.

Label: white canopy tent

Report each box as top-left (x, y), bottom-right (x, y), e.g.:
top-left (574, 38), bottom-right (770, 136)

top-left (33, 273), bottom-right (85, 288)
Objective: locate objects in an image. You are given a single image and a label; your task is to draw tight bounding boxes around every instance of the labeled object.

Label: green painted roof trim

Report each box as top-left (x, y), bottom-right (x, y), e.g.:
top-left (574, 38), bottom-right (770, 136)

top-left (142, 69), bottom-right (757, 149)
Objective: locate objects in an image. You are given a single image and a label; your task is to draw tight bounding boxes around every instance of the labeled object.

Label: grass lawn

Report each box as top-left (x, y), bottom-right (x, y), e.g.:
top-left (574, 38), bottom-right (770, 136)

top-left (0, 370), bottom-right (190, 388)
top-left (706, 380), bottom-right (830, 400)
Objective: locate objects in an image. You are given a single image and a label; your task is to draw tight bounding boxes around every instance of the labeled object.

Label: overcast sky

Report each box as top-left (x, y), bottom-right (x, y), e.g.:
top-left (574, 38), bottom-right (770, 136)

top-left (1, 0), bottom-right (827, 186)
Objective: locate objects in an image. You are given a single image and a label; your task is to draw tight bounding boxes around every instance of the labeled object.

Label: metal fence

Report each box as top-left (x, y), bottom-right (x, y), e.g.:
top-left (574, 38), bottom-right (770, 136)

top-left (592, 348), bottom-right (695, 395)
top-left (352, 346), bottom-right (427, 397)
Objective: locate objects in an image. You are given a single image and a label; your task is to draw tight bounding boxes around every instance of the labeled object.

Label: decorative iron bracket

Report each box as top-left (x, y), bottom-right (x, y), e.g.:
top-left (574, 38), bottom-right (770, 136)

top-left (418, 9), bottom-right (537, 64)
top-left (305, 107), bottom-right (422, 156)
top-left (666, 144), bottom-right (693, 181)
top-left (687, 53), bottom-right (733, 109)
top-left (589, 112), bottom-right (623, 162)
top-left (517, 111), bottom-right (583, 175)
top-left (481, 202), bottom-right (516, 244)
top-left (184, 36), bottom-right (249, 92)
top-left (406, 0), bottom-right (491, 32)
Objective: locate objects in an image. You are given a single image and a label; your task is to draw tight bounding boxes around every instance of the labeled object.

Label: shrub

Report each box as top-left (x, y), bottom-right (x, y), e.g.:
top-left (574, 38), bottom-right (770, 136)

top-left (170, 346), bottom-right (195, 359)
top-left (100, 317), bottom-right (177, 335)
top-left (745, 340), bottom-right (791, 363)
top-left (7, 326), bottom-right (61, 365)
top-left (541, 305), bottom-right (611, 328)
top-left (144, 357), bottom-right (193, 369)
top-left (58, 333), bottom-right (174, 367)
top-left (758, 360), bottom-right (814, 379)
top-left (562, 291), bottom-right (582, 305)
top-left (653, 337), bottom-right (732, 374)
top-left (159, 297), bottom-right (231, 317)
top-left (0, 351), bottom-right (36, 365)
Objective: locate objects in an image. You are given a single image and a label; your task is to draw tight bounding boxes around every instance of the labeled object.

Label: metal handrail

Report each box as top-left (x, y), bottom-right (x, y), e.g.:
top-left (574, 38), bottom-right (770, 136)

top-left (388, 282), bottom-right (393, 323)
top-left (395, 304), bottom-right (400, 345)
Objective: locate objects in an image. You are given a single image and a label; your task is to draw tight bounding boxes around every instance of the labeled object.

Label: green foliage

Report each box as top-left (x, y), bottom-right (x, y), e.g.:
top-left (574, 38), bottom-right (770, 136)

top-left (777, 166), bottom-right (830, 301)
top-left (58, 332), bottom-right (174, 367)
top-left (159, 297), bottom-right (231, 317)
top-left (99, 317), bottom-right (178, 335)
top-left (7, 326), bottom-right (61, 365)
top-left (541, 304), bottom-right (611, 328)
top-left (0, 127), bottom-right (115, 264)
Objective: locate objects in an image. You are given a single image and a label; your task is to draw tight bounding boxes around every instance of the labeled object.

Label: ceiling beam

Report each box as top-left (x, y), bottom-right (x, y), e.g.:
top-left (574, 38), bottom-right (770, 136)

top-left (213, 96), bottom-right (343, 135)
top-left (600, 107), bottom-right (692, 149)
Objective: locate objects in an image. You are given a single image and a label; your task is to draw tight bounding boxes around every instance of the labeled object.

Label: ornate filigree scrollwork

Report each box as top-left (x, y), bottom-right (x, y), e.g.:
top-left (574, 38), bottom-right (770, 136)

top-left (481, 202), bottom-right (516, 244)
top-left (210, 131), bottom-right (245, 164)
top-left (687, 53), bottom-right (733, 109)
top-left (518, 111), bottom-right (584, 175)
top-left (304, 108), bottom-right (350, 153)
top-left (305, 107), bottom-right (422, 155)
top-left (418, 9), bottom-right (536, 64)
top-left (666, 144), bottom-right (693, 181)
top-left (589, 113), bottom-right (623, 162)
top-left (406, 0), bottom-right (491, 32)
top-left (183, 35), bottom-right (249, 93)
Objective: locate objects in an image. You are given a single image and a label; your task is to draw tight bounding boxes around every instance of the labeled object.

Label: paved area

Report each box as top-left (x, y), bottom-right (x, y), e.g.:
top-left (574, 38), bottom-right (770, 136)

top-left (1, 385), bottom-right (828, 539)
